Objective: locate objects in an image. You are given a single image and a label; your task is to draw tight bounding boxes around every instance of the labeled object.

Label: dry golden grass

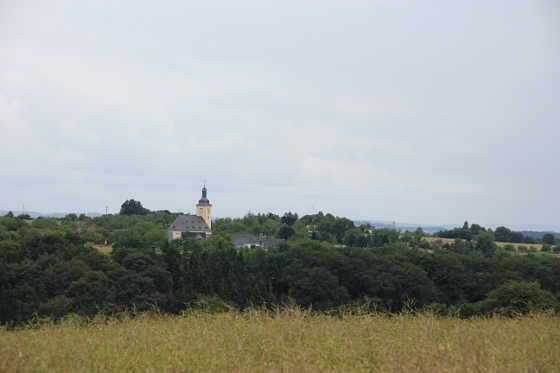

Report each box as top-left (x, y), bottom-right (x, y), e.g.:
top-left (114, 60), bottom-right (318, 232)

top-left (423, 236), bottom-right (456, 245)
top-left (1, 310), bottom-right (559, 373)
top-left (93, 244), bottom-right (113, 253)
top-left (494, 242), bottom-right (544, 251)
top-left (424, 236), bottom-right (547, 252)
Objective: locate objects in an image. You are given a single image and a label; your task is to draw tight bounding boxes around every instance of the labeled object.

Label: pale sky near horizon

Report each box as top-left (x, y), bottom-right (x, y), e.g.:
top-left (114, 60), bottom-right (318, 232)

top-left (1, 1), bottom-right (559, 230)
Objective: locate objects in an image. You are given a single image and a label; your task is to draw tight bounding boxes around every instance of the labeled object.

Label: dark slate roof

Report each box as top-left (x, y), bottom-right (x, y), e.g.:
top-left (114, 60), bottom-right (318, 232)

top-left (231, 235), bottom-right (259, 246)
top-left (261, 239), bottom-right (286, 249)
top-left (168, 215), bottom-right (211, 232)
top-left (231, 235), bottom-right (286, 249)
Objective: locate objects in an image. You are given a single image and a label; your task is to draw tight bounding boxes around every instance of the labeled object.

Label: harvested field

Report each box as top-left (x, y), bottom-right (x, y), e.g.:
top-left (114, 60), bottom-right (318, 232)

top-left (423, 236), bottom-right (545, 251)
top-left (423, 236), bottom-right (456, 245)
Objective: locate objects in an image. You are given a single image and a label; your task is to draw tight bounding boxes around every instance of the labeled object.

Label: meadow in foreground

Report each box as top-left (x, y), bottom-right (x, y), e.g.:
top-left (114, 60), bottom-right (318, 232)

top-left (1, 309), bottom-right (559, 373)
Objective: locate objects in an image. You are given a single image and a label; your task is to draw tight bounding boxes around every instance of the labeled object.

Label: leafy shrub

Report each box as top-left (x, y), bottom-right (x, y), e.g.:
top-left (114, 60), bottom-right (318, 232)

top-left (460, 281), bottom-right (559, 317)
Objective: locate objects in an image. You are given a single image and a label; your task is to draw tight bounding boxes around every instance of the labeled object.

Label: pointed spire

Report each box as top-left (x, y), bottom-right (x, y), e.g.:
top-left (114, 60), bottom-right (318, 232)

top-left (197, 182), bottom-right (211, 206)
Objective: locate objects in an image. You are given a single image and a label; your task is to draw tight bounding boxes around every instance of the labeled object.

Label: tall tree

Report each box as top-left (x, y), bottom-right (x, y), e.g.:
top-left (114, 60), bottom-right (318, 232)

top-left (120, 199), bottom-right (148, 216)
top-left (493, 226), bottom-right (512, 242)
top-left (476, 232), bottom-right (496, 257)
top-left (542, 233), bottom-right (557, 245)
top-left (281, 212), bottom-right (298, 226)
top-left (331, 217), bottom-right (355, 243)
top-left (278, 224), bottom-right (296, 240)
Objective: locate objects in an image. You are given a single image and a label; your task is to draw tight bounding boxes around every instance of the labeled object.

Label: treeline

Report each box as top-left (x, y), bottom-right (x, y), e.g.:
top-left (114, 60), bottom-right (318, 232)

top-left (0, 213), bottom-right (178, 252)
top-left (434, 221), bottom-right (559, 246)
top-left (2, 209), bottom-right (560, 325)
top-left (214, 211), bottom-right (399, 247)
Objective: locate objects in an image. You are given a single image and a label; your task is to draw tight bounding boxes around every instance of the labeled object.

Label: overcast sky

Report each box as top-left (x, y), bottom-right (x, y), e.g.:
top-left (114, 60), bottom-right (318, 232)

top-left (1, 1), bottom-right (559, 230)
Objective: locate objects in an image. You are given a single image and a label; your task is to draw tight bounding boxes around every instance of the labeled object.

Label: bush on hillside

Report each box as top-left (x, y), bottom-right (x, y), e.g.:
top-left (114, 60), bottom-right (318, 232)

top-left (460, 280), bottom-right (559, 317)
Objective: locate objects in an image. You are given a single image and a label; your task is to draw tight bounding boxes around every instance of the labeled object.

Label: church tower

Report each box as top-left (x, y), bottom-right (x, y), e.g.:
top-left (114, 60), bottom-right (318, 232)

top-left (196, 183), bottom-right (212, 229)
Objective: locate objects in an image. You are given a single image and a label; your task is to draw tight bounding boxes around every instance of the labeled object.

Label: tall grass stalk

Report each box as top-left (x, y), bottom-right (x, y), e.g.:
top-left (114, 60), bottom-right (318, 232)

top-left (1, 308), bottom-right (559, 372)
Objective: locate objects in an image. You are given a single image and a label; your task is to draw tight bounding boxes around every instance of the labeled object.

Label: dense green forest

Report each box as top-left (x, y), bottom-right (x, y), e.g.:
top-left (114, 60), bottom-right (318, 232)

top-left (1, 203), bottom-right (560, 325)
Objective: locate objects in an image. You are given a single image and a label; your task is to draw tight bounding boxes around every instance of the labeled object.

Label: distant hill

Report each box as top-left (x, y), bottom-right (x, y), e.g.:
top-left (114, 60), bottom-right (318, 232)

top-left (519, 231), bottom-right (560, 240)
top-left (0, 210), bottom-right (103, 219)
top-left (354, 220), bottom-right (447, 234)
top-left (354, 220), bottom-right (560, 237)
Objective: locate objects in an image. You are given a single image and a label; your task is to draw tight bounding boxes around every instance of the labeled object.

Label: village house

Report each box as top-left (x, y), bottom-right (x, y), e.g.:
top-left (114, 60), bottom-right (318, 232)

top-left (230, 234), bottom-right (285, 250)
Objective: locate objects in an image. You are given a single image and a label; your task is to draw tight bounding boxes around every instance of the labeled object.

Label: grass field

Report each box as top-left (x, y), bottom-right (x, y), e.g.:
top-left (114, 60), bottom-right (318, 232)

top-left (423, 236), bottom-right (546, 252)
top-left (93, 244), bottom-right (113, 253)
top-left (1, 310), bottom-right (559, 372)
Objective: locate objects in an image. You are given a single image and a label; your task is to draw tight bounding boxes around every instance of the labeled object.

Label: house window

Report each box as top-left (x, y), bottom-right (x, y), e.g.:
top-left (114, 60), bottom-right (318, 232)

top-left (199, 208), bottom-right (203, 214)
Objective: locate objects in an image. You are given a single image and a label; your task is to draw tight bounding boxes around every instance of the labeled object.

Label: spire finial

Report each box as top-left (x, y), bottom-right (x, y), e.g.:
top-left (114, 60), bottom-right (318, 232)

top-left (204, 179), bottom-right (206, 188)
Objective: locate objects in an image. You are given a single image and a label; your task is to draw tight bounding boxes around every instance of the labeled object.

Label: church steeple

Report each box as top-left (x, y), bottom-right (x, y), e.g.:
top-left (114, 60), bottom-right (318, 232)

top-left (196, 182), bottom-right (212, 228)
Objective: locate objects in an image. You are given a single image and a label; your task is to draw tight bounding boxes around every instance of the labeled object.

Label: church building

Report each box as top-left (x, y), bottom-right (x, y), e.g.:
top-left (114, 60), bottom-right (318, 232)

top-left (167, 185), bottom-right (212, 240)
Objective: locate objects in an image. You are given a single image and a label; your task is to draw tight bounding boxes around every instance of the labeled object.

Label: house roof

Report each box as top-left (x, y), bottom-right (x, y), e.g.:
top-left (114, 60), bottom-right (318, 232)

top-left (260, 239), bottom-right (286, 249)
top-left (231, 235), bottom-right (286, 249)
top-left (168, 215), bottom-right (211, 232)
top-left (231, 235), bottom-right (259, 245)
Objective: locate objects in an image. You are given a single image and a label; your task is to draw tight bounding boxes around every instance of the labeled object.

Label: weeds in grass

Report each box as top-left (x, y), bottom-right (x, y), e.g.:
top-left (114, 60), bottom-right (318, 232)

top-left (1, 305), bottom-right (559, 372)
